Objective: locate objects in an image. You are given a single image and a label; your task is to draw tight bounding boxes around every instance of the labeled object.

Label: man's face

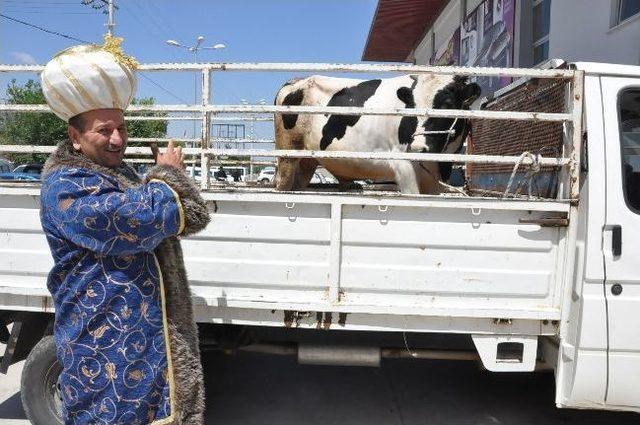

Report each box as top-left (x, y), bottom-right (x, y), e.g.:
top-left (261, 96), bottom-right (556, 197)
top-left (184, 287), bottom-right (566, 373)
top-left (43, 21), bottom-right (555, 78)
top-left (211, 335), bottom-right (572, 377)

top-left (69, 109), bottom-right (128, 168)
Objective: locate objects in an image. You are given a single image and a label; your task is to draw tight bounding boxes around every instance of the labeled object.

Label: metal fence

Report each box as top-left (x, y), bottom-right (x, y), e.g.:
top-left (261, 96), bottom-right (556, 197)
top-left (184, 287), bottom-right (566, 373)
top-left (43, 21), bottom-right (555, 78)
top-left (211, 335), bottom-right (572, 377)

top-left (0, 62), bottom-right (583, 199)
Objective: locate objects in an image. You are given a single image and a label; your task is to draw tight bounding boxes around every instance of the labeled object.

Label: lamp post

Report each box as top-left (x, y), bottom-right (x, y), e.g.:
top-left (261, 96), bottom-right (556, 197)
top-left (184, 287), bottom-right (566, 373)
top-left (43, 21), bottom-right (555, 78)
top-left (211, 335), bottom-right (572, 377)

top-left (165, 37), bottom-right (226, 141)
top-left (240, 99), bottom-right (266, 177)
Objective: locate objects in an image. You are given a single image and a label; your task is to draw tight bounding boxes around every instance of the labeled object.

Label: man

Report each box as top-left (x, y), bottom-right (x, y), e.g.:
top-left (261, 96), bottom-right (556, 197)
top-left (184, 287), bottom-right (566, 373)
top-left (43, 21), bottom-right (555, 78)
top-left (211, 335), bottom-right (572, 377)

top-left (39, 38), bottom-right (209, 424)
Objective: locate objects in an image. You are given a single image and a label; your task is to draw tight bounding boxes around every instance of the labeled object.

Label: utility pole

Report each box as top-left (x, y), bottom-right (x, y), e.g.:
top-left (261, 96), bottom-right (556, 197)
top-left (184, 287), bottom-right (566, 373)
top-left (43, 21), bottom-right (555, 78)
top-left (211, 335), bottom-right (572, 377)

top-left (81, 0), bottom-right (117, 35)
top-left (107, 0), bottom-right (114, 36)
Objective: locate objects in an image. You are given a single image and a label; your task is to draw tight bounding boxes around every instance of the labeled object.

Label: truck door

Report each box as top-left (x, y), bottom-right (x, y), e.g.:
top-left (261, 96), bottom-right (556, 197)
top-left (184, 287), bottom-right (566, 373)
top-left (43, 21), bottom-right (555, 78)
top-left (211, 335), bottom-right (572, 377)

top-left (601, 77), bottom-right (640, 407)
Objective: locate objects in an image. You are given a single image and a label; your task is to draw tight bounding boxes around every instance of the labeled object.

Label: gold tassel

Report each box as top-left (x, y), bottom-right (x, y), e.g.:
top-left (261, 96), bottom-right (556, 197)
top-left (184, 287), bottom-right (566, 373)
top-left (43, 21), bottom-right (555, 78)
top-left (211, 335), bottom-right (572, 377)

top-left (102, 34), bottom-right (139, 71)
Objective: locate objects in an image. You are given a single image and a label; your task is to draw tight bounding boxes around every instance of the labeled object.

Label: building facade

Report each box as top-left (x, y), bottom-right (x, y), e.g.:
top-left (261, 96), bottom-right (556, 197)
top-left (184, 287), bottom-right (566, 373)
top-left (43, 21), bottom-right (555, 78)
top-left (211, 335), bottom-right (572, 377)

top-left (363, 0), bottom-right (640, 91)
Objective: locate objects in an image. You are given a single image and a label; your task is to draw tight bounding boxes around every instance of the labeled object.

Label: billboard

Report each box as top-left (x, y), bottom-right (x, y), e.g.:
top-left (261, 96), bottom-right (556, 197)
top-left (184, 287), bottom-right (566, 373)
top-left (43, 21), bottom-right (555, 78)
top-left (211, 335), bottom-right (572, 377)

top-left (430, 28), bottom-right (460, 66)
top-left (460, 0), bottom-right (515, 93)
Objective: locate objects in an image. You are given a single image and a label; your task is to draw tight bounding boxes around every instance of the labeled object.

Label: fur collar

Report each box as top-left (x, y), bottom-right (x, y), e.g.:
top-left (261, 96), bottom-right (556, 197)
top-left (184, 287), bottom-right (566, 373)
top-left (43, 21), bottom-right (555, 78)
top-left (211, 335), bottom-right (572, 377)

top-left (43, 140), bottom-right (142, 189)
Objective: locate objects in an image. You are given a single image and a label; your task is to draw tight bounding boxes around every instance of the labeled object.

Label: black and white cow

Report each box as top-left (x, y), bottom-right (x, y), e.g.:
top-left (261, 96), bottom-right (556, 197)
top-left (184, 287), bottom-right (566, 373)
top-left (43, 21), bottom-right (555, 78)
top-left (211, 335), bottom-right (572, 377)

top-left (273, 74), bottom-right (481, 194)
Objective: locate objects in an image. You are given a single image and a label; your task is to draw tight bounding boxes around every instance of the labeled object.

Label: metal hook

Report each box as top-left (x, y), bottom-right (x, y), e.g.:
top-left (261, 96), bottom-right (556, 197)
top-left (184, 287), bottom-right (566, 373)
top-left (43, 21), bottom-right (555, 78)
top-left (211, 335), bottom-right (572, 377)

top-left (285, 202), bottom-right (296, 209)
top-left (378, 205), bottom-right (389, 212)
top-left (471, 207), bottom-right (482, 216)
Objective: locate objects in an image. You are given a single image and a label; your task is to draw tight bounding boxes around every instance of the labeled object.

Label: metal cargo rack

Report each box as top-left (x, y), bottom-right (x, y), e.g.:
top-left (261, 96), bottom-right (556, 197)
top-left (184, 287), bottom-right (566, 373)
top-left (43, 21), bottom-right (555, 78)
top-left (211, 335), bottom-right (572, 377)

top-left (0, 61), bottom-right (583, 202)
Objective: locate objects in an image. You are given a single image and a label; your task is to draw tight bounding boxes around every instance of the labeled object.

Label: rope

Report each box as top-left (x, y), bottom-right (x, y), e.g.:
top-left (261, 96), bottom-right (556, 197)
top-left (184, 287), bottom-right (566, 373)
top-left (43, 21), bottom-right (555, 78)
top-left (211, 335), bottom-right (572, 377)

top-left (402, 332), bottom-right (418, 358)
top-left (503, 151), bottom-right (541, 198)
top-left (411, 118), bottom-right (459, 145)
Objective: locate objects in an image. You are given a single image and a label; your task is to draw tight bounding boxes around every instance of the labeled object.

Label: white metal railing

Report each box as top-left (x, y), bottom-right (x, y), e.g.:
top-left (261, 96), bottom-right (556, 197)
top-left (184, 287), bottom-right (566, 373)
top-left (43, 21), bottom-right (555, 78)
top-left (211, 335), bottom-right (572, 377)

top-left (0, 62), bottom-right (576, 78)
top-left (0, 103), bottom-right (572, 122)
top-left (0, 61), bottom-right (583, 198)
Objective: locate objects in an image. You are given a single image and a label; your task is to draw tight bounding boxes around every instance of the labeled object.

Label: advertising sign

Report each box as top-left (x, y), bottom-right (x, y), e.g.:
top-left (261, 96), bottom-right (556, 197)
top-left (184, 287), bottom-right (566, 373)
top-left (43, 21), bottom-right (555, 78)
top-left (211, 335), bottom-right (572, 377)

top-left (460, 0), bottom-right (515, 93)
top-left (430, 28), bottom-right (460, 66)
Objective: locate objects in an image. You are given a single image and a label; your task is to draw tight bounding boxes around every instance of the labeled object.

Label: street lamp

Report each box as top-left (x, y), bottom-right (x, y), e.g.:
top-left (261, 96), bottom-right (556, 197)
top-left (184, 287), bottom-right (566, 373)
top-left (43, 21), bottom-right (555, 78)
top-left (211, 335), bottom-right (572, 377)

top-left (165, 36), bottom-right (226, 139)
top-left (240, 99), bottom-right (267, 177)
top-left (165, 37), bottom-right (226, 62)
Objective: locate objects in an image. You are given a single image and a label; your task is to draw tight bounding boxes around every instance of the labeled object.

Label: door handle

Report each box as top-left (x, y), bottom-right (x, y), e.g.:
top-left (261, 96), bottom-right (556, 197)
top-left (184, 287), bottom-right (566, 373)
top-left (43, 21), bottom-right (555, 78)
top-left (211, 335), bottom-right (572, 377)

top-left (612, 225), bottom-right (622, 257)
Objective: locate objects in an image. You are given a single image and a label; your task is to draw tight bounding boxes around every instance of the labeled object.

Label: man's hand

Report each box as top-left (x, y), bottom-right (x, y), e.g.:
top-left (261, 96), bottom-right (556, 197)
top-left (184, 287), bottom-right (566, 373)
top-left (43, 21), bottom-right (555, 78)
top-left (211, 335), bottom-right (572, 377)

top-left (153, 140), bottom-right (185, 169)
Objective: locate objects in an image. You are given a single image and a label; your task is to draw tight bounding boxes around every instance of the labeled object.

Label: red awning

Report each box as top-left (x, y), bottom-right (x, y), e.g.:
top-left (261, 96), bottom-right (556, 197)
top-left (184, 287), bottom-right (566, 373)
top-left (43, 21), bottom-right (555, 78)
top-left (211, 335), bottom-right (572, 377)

top-left (362, 0), bottom-right (447, 62)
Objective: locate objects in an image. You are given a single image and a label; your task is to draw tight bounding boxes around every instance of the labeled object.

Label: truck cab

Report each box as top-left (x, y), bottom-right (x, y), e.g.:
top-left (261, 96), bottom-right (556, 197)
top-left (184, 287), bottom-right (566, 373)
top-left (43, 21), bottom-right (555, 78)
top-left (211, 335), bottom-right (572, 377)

top-left (556, 63), bottom-right (640, 411)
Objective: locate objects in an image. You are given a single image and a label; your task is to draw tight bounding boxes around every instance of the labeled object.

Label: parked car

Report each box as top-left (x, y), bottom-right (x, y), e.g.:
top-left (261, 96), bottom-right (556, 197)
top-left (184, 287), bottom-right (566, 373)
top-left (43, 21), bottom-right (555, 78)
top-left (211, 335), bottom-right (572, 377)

top-left (0, 158), bottom-right (14, 173)
top-left (257, 167), bottom-right (276, 184)
top-left (13, 163), bottom-right (43, 177)
top-left (187, 165), bottom-right (246, 183)
top-left (0, 172), bottom-right (40, 181)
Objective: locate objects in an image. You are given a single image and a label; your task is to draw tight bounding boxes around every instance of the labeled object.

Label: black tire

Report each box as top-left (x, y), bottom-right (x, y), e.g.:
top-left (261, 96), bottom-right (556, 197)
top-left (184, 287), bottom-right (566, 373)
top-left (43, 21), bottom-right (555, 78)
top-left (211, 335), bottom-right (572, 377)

top-left (259, 178), bottom-right (270, 184)
top-left (20, 335), bottom-right (63, 425)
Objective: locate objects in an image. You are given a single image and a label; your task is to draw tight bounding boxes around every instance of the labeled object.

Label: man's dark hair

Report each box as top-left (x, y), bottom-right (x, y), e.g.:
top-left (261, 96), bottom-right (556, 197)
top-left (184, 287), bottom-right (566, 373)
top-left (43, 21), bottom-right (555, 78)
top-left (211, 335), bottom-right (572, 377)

top-left (68, 114), bottom-right (86, 133)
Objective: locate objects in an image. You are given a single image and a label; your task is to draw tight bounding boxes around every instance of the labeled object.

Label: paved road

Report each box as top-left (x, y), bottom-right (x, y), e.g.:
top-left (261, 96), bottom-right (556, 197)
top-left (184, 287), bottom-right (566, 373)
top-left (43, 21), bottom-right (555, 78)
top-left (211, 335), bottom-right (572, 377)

top-left (3, 348), bottom-right (637, 424)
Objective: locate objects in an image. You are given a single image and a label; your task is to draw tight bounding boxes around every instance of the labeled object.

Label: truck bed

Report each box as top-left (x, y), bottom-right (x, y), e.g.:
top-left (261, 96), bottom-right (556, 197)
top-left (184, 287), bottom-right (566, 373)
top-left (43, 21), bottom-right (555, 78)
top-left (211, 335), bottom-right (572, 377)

top-left (0, 183), bottom-right (570, 334)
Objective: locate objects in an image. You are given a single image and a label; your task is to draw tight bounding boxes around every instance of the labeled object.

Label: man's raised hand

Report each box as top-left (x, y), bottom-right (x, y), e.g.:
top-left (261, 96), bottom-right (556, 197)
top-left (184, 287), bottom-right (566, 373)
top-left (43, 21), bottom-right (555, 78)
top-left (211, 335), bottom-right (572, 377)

top-left (154, 140), bottom-right (185, 170)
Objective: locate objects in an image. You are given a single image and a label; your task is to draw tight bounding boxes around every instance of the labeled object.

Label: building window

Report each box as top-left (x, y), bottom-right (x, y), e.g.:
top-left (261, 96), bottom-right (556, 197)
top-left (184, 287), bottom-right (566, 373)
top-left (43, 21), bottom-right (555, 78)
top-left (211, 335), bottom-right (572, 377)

top-left (532, 0), bottom-right (551, 65)
top-left (619, 88), bottom-right (640, 212)
top-left (614, 0), bottom-right (640, 25)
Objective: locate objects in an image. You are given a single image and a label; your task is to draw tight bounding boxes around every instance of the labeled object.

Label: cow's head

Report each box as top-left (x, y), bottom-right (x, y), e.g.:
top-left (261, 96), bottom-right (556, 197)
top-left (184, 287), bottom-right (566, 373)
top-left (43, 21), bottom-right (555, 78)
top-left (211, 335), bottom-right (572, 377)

top-left (409, 76), bottom-right (481, 155)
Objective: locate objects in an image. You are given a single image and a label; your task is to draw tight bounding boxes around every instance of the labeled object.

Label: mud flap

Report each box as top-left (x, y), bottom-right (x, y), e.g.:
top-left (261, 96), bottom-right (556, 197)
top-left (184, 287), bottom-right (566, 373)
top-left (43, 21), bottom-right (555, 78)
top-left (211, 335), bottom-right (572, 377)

top-left (0, 312), bottom-right (51, 374)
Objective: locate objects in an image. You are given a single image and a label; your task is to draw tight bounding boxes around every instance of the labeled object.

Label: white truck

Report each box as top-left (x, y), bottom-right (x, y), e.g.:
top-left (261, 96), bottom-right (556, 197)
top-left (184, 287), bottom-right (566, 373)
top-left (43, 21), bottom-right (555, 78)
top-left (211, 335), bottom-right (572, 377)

top-left (0, 61), bottom-right (639, 422)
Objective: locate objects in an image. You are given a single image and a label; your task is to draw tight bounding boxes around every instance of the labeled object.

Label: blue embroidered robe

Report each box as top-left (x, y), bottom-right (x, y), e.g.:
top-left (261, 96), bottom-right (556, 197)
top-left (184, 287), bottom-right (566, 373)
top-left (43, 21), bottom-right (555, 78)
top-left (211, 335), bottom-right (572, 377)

top-left (40, 166), bottom-right (186, 425)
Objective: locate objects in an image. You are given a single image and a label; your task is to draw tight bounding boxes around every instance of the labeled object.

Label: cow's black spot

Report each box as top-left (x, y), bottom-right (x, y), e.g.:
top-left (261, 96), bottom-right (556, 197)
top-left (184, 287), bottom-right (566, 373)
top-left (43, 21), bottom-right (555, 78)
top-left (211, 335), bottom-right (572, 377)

top-left (320, 79), bottom-right (382, 150)
top-left (396, 86), bottom-right (417, 146)
top-left (281, 89), bottom-right (304, 130)
top-left (422, 76), bottom-right (480, 154)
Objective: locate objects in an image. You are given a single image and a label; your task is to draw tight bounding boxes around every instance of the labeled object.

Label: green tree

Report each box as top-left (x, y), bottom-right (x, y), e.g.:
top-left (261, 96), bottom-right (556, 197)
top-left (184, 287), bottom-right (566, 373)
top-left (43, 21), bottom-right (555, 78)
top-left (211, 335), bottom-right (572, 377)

top-left (125, 97), bottom-right (169, 146)
top-left (0, 79), bottom-right (168, 164)
top-left (0, 79), bottom-right (66, 164)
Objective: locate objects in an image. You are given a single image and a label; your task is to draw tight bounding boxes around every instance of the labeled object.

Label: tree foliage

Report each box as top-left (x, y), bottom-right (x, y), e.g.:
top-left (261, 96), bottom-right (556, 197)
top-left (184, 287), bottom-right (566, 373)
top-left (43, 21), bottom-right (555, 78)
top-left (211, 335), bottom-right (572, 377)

top-left (0, 79), bottom-right (168, 164)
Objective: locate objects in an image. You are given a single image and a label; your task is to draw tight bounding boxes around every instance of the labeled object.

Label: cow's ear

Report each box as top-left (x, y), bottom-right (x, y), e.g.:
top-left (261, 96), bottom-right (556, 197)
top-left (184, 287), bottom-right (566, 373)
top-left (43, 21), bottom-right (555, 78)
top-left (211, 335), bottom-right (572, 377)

top-left (463, 82), bottom-right (481, 105)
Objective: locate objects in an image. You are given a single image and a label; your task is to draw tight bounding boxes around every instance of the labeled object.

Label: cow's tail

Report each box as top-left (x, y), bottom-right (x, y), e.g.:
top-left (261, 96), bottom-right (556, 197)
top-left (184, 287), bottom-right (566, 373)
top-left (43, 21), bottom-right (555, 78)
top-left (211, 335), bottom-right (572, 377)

top-left (273, 77), bottom-right (305, 105)
top-left (274, 78), bottom-right (308, 190)
top-left (274, 77), bottom-right (307, 143)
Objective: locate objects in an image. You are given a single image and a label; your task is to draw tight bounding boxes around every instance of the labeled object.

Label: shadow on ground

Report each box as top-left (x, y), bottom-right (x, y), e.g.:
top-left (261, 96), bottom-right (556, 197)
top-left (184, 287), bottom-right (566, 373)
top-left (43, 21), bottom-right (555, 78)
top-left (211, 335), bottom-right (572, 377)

top-left (202, 351), bottom-right (639, 425)
top-left (0, 392), bottom-right (26, 421)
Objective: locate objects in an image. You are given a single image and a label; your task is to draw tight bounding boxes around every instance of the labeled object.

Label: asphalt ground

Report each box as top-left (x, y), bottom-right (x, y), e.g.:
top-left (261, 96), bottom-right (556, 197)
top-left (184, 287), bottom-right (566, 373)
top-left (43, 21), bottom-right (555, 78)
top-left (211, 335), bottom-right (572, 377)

top-left (1, 347), bottom-right (638, 424)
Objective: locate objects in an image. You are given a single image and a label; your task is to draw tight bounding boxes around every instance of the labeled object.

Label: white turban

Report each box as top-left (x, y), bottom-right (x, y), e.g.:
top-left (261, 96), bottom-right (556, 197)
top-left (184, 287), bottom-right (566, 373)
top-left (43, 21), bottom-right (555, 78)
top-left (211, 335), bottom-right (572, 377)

top-left (41, 39), bottom-right (137, 122)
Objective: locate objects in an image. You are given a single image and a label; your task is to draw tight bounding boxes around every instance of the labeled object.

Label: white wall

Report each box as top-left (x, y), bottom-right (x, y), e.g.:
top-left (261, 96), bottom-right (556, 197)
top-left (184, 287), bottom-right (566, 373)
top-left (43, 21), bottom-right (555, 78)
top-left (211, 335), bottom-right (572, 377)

top-left (413, 30), bottom-right (434, 64)
top-left (549, 0), bottom-right (640, 65)
top-left (413, 0), bottom-right (462, 64)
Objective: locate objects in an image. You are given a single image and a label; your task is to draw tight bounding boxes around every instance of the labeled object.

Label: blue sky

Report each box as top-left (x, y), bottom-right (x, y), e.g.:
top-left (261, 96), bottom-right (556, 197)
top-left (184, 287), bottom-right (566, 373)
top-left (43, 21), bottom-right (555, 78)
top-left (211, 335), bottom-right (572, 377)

top-left (1, 0), bottom-right (381, 139)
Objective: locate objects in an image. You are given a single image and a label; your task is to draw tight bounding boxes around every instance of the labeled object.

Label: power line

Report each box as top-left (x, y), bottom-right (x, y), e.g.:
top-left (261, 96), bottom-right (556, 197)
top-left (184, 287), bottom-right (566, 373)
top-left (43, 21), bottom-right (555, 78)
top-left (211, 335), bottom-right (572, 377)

top-left (2, 3), bottom-right (87, 8)
top-left (118, 1), bottom-right (164, 40)
top-left (136, 1), bottom-right (173, 41)
top-left (0, 13), bottom-right (90, 43)
top-left (145, 0), bottom-right (179, 40)
top-left (3, 11), bottom-right (95, 15)
top-left (0, 13), bottom-right (191, 105)
top-left (2, 0), bottom-right (80, 2)
top-left (139, 74), bottom-right (191, 105)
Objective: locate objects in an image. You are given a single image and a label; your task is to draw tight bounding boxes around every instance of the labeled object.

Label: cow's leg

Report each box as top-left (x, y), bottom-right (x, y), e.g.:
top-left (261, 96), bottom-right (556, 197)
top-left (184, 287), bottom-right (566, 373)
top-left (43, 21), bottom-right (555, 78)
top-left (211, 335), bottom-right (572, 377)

top-left (390, 160), bottom-right (420, 194)
top-left (275, 157), bottom-right (299, 191)
top-left (294, 158), bottom-right (319, 189)
top-left (415, 162), bottom-right (444, 194)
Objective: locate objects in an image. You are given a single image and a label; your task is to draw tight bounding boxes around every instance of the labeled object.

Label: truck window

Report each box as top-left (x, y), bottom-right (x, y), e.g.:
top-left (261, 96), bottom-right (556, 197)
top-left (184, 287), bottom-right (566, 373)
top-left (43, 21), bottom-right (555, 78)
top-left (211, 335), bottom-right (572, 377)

top-left (620, 88), bottom-right (640, 212)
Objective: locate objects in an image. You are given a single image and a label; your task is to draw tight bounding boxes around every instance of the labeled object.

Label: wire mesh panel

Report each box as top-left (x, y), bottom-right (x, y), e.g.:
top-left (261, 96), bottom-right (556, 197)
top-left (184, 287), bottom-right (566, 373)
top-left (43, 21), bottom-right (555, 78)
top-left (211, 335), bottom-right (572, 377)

top-left (468, 78), bottom-right (568, 198)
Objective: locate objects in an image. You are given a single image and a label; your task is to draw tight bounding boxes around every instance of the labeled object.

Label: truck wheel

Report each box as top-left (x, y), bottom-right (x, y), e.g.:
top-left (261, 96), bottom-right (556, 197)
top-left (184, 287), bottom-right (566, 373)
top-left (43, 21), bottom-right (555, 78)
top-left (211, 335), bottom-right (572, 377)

top-left (20, 335), bottom-right (63, 425)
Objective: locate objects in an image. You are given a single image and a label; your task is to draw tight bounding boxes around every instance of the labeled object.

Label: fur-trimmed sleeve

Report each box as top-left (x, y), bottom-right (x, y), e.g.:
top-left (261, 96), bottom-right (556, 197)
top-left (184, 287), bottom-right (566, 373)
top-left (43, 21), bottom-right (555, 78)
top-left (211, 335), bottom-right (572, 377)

top-left (144, 165), bottom-right (211, 236)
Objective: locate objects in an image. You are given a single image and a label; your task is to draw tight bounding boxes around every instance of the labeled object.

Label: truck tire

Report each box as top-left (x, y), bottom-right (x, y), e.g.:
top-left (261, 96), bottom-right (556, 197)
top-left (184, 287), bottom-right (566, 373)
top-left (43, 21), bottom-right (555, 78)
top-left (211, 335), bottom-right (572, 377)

top-left (20, 335), bottom-right (63, 425)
